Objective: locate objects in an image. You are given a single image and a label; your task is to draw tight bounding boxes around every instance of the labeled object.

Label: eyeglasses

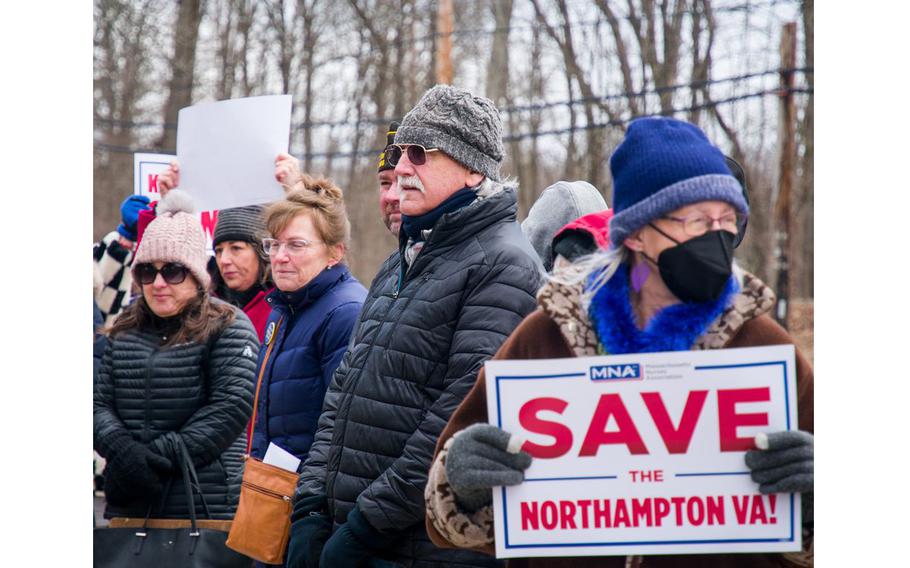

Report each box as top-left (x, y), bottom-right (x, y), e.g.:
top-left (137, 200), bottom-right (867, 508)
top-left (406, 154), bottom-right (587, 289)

top-left (383, 144), bottom-right (440, 167)
top-left (135, 263), bottom-right (189, 285)
top-left (262, 238), bottom-right (324, 256)
top-left (660, 212), bottom-right (745, 237)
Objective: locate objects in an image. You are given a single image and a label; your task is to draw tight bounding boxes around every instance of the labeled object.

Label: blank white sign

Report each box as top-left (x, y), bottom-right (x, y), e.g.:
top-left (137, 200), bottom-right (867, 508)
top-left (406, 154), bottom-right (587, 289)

top-left (177, 95), bottom-right (292, 212)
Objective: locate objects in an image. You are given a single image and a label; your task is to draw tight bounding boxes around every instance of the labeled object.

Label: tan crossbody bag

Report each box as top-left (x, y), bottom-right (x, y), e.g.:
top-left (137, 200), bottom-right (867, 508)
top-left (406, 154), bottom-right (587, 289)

top-left (225, 317), bottom-right (299, 564)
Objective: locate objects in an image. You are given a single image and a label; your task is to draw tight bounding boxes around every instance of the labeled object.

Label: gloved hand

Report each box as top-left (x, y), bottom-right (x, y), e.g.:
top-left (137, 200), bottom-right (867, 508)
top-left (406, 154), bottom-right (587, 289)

top-left (103, 440), bottom-right (171, 505)
top-left (117, 195), bottom-right (150, 242)
top-left (445, 423), bottom-right (532, 511)
top-left (286, 494), bottom-right (332, 568)
top-left (319, 506), bottom-right (394, 568)
top-left (745, 430), bottom-right (813, 494)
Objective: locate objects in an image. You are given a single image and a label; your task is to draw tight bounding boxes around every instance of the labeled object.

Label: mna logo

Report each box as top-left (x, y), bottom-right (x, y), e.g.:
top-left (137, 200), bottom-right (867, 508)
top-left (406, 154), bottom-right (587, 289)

top-left (590, 363), bottom-right (642, 381)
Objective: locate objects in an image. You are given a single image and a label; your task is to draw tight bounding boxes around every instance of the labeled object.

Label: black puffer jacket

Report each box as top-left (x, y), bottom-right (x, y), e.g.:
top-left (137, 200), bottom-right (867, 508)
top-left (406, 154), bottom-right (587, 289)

top-left (297, 182), bottom-right (542, 567)
top-left (93, 301), bottom-right (259, 519)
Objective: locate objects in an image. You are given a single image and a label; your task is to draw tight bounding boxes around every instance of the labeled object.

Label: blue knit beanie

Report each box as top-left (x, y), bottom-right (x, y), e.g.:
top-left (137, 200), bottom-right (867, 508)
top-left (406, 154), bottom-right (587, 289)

top-left (608, 117), bottom-right (749, 247)
top-left (117, 194), bottom-right (151, 241)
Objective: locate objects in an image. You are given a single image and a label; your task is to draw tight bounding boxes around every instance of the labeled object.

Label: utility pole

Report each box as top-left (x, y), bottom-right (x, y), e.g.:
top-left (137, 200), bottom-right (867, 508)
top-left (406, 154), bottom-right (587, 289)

top-left (436, 0), bottom-right (454, 84)
top-left (774, 22), bottom-right (797, 329)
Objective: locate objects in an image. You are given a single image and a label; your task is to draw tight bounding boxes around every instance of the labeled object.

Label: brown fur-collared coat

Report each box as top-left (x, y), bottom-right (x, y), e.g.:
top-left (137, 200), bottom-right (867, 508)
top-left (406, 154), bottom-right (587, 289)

top-left (425, 268), bottom-right (814, 568)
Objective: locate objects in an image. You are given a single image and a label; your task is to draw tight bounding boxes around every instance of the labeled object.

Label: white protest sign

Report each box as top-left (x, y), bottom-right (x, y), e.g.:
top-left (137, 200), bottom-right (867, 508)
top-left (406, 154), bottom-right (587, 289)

top-left (177, 95), bottom-right (291, 212)
top-left (133, 152), bottom-right (218, 253)
top-left (485, 345), bottom-right (800, 558)
top-left (133, 152), bottom-right (173, 198)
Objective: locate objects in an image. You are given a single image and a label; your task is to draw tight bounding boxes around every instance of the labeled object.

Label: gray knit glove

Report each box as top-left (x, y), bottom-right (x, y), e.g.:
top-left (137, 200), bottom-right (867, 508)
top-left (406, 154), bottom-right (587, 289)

top-left (445, 423), bottom-right (533, 512)
top-left (745, 430), bottom-right (813, 494)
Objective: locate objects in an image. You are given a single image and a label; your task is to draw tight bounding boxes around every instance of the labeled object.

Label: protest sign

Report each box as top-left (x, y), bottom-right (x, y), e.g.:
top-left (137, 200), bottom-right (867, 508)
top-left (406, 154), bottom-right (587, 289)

top-left (177, 95), bottom-right (291, 212)
top-left (133, 152), bottom-right (218, 253)
top-left (485, 344), bottom-right (800, 558)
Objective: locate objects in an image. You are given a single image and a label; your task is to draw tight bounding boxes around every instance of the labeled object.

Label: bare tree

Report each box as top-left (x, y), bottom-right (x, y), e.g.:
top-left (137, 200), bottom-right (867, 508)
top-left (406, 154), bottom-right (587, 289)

top-left (156, 0), bottom-right (205, 150)
top-left (213, 0), bottom-right (257, 99)
top-left (793, 0), bottom-right (813, 298)
top-left (530, 0), bottom-right (621, 190)
top-left (94, 0), bottom-right (162, 239)
top-left (93, 0), bottom-right (813, 297)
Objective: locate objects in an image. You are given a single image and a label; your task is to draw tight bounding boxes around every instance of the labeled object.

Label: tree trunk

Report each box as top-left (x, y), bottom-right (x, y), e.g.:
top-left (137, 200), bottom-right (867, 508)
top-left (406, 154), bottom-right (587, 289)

top-left (156, 0), bottom-right (204, 150)
top-left (795, 0), bottom-right (813, 298)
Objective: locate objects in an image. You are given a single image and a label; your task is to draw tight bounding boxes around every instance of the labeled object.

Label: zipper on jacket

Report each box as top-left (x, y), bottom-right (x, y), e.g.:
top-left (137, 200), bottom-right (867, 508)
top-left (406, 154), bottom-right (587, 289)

top-left (325, 270), bottom-right (433, 501)
top-left (392, 270), bottom-right (404, 299)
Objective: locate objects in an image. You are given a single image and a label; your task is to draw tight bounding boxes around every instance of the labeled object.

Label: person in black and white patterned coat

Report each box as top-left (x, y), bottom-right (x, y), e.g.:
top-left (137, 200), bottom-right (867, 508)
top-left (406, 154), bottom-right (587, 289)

top-left (93, 194), bottom-right (150, 324)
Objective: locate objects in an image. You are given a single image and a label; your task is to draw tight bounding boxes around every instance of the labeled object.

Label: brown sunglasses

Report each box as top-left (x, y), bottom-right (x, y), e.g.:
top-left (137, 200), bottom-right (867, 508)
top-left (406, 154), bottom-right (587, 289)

top-left (383, 144), bottom-right (440, 167)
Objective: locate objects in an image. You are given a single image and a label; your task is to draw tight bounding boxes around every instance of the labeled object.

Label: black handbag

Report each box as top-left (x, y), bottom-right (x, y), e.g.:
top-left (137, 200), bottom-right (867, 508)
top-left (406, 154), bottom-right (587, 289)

top-left (94, 434), bottom-right (252, 568)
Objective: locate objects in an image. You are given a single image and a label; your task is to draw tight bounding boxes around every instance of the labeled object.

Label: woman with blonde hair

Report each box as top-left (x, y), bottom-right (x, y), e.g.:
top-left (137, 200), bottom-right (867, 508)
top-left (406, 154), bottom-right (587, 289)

top-left (248, 175), bottom-right (366, 469)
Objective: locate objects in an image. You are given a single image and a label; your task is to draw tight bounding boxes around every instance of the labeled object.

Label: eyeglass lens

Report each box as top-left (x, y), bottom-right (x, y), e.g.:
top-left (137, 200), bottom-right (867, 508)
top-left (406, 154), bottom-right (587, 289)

top-left (385, 145), bottom-right (428, 167)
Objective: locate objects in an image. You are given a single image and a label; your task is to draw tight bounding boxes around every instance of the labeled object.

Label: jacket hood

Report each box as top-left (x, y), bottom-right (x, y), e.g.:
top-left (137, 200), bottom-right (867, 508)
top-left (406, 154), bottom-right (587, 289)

top-left (521, 181), bottom-right (608, 271)
top-left (553, 209), bottom-right (613, 249)
top-left (417, 177), bottom-right (520, 246)
top-left (537, 261), bottom-right (776, 356)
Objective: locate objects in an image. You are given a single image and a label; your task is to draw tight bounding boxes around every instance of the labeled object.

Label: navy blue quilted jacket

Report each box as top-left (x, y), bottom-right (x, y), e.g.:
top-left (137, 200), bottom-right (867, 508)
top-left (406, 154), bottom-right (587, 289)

top-left (249, 265), bottom-right (366, 464)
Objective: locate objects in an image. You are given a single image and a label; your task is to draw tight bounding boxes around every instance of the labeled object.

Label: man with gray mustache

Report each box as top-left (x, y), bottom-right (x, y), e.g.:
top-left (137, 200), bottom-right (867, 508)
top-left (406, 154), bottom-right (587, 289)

top-left (286, 85), bottom-right (543, 567)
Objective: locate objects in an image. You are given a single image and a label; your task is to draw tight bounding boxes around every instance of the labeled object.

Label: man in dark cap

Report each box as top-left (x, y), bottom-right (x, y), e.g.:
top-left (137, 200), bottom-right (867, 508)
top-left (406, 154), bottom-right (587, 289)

top-left (377, 121), bottom-right (402, 236)
top-left (287, 85), bottom-right (542, 567)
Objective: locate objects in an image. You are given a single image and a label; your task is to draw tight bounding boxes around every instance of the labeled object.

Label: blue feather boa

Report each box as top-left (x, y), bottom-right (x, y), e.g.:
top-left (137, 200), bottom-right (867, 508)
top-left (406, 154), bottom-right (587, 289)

top-left (586, 263), bottom-right (738, 355)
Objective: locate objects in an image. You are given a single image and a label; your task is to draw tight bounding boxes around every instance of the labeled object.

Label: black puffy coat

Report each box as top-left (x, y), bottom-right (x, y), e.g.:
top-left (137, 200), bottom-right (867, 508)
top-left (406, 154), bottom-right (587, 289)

top-left (93, 301), bottom-right (259, 519)
top-left (297, 183), bottom-right (542, 567)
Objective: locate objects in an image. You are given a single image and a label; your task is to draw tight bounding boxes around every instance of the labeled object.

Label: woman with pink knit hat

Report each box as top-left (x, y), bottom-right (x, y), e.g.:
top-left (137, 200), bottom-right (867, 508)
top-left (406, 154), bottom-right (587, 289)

top-left (94, 190), bottom-right (261, 523)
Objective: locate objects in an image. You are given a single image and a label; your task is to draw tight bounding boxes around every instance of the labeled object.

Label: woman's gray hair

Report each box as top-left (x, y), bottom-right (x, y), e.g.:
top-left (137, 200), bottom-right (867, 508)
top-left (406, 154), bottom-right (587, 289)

top-left (548, 244), bottom-right (631, 312)
top-left (549, 243), bottom-right (747, 315)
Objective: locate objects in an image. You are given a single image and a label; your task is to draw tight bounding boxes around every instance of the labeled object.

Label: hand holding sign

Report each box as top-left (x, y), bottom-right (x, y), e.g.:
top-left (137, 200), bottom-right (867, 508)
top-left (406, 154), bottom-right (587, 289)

top-left (156, 161), bottom-right (180, 199)
top-left (274, 152), bottom-right (302, 190)
top-left (446, 424), bottom-right (533, 512)
top-left (745, 430), bottom-right (814, 494)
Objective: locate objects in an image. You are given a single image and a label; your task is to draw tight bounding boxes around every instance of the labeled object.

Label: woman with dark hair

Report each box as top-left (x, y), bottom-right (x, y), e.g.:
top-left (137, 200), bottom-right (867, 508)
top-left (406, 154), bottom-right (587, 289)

top-left (157, 164), bottom-right (277, 342)
top-left (94, 190), bottom-right (260, 521)
top-left (210, 205), bottom-right (275, 342)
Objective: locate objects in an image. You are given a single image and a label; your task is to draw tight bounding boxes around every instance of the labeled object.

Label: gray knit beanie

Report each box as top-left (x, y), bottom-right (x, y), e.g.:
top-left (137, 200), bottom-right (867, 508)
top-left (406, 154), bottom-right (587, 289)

top-left (212, 205), bottom-right (267, 248)
top-left (395, 85), bottom-right (504, 182)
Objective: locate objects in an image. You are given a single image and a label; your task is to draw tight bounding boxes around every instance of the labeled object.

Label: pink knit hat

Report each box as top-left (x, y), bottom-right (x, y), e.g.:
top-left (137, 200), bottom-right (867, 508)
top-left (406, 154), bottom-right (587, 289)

top-left (132, 190), bottom-right (211, 289)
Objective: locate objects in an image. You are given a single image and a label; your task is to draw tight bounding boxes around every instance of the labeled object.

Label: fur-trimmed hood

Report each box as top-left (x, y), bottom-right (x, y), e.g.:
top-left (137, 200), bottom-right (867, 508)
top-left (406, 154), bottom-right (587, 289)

top-left (537, 262), bottom-right (776, 357)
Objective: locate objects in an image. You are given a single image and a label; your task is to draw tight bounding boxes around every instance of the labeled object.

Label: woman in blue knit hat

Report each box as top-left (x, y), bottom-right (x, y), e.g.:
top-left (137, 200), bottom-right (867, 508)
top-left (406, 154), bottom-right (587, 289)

top-left (424, 117), bottom-right (814, 568)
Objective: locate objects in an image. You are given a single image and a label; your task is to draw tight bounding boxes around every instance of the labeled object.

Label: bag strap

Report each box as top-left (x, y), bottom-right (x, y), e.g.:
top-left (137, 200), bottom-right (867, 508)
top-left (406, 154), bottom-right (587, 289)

top-left (177, 443), bottom-right (200, 535)
top-left (175, 435), bottom-right (213, 521)
top-left (247, 316), bottom-right (283, 455)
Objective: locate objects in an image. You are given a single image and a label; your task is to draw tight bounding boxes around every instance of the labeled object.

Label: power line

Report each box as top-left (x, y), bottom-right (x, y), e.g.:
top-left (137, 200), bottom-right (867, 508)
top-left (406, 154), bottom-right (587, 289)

top-left (315, 0), bottom-right (798, 64)
top-left (94, 67), bottom-right (811, 131)
top-left (94, 86), bottom-right (811, 159)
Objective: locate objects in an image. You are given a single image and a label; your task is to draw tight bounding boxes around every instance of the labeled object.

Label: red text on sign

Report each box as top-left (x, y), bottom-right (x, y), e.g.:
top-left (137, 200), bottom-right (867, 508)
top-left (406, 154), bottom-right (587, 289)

top-left (629, 470), bottom-right (663, 482)
top-left (518, 387), bottom-right (770, 458)
top-left (200, 210), bottom-right (219, 240)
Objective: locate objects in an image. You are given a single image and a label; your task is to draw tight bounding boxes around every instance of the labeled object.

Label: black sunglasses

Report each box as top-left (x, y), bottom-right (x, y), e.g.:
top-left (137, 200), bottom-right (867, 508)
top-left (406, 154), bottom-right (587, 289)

top-left (135, 262), bottom-right (190, 285)
top-left (383, 144), bottom-right (440, 167)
